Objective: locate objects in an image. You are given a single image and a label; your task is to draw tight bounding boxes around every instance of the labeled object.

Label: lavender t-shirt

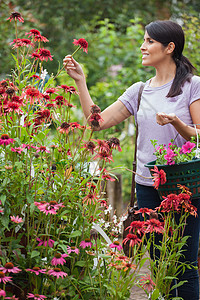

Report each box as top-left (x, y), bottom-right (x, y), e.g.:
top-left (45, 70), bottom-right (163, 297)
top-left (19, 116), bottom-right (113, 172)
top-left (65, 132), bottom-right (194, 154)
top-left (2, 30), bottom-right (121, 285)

top-left (119, 75), bottom-right (200, 186)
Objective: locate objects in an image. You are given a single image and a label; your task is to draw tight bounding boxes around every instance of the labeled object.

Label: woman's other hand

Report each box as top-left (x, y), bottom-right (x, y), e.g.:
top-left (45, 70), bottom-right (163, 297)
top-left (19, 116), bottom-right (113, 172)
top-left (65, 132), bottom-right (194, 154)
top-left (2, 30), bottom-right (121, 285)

top-left (63, 55), bottom-right (85, 82)
top-left (156, 112), bottom-right (177, 125)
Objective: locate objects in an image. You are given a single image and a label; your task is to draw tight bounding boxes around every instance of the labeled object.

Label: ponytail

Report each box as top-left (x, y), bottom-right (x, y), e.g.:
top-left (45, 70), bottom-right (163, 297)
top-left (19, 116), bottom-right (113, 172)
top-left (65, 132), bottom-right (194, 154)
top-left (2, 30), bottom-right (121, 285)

top-left (145, 20), bottom-right (196, 98)
top-left (166, 55), bottom-right (196, 98)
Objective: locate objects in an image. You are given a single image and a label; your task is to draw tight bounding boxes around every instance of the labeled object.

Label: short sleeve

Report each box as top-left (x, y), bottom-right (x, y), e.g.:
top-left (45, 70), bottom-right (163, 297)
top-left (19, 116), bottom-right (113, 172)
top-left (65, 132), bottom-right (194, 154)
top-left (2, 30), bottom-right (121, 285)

top-left (189, 75), bottom-right (200, 105)
top-left (118, 81), bottom-right (143, 116)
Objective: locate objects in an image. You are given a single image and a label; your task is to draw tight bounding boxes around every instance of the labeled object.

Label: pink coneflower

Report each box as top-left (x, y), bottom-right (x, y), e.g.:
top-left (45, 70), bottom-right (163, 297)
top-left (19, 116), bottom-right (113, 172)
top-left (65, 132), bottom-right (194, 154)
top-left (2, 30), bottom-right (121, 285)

top-left (11, 147), bottom-right (24, 154)
top-left (27, 293), bottom-right (47, 299)
top-left (122, 233), bottom-right (142, 247)
top-left (0, 289), bottom-right (6, 296)
top-left (5, 296), bottom-right (19, 300)
top-left (35, 200), bottom-right (64, 215)
top-left (67, 246), bottom-right (79, 254)
top-left (36, 237), bottom-right (55, 248)
top-left (36, 146), bottom-right (50, 153)
top-left (80, 238), bottom-right (92, 249)
top-left (7, 12), bottom-right (24, 23)
top-left (51, 253), bottom-right (68, 266)
top-left (38, 48), bottom-right (53, 61)
top-left (109, 241), bottom-right (123, 251)
top-left (151, 166), bottom-right (167, 190)
top-left (144, 218), bottom-right (164, 234)
top-left (26, 267), bottom-right (46, 275)
top-left (83, 192), bottom-right (99, 205)
top-left (0, 134), bottom-right (14, 146)
top-left (0, 262), bottom-right (21, 274)
top-left (10, 215), bottom-right (23, 223)
top-left (48, 268), bottom-right (68, 279)
top-left (0, 271), bottom-right (12, 283)
top-left (139, 274), bottom-right (156, 293)
top-left (73, 38), bottom-right (88, 53)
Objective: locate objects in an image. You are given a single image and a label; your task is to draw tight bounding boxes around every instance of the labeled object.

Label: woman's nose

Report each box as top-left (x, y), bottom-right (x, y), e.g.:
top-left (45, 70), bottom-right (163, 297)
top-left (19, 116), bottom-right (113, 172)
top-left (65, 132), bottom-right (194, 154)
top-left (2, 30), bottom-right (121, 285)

top-left (140, 42), bottom-right (146, 50)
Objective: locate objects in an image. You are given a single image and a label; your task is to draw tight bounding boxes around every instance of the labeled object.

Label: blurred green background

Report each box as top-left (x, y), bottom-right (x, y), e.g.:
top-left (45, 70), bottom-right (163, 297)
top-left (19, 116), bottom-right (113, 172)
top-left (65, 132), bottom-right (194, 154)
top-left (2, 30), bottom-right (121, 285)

top-left (1, 0), bottom-right (200, 202)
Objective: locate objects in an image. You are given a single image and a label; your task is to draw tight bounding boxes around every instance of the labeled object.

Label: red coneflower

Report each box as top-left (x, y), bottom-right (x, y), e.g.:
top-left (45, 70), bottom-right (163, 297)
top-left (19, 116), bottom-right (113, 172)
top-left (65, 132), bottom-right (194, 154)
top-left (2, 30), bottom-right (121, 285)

top-left (151, 166), bottom-right (166, 190)
top-left (93, 148), bottom-right (114, 163)
top-left (82, 141), bottom-right (96, 154)
top-left (25, 29), bottom-right (41, 37)
top-left (10, 38), bottom-right (34, 49)
top-left (125, 220), bottom-right (145, 235)
top-left (73, 38), bottom-right (88, 53)
top-left (57, 122), bottom-right (70, 134)
top-left (34, 34), bottom-right (49, 43)
top-left (44, 88), bottom-right (57, 94)
top-left (7, 12), bottom-right (24, 23)
top-left (144, 218), bottom-right (164, 234)
top-left (24, 87), bottom-right (42, 105)
top-left (38, 48), bottom-right (53, 61)
top-left (139, 274), bottom-right (156, 293)
top-left (101, 168), bottom-right (116, 181)
top-left (107, 137), bottom-right (122, 152)
top-left (122, 233), bottom-right (142, 247)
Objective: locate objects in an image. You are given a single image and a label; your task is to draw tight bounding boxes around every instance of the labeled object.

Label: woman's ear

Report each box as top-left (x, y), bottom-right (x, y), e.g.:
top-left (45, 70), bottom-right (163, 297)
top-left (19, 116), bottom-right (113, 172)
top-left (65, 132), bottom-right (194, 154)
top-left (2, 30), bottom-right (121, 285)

top-left (166, 42), bottom-right (175, 55)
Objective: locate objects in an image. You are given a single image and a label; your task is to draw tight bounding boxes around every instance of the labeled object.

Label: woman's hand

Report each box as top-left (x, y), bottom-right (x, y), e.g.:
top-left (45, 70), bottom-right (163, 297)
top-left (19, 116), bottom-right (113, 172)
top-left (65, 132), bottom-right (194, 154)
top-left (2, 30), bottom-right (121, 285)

top-left (63, 55), bottom-right (85, 82)
top-left (156, 112), bottom-right (177, 125)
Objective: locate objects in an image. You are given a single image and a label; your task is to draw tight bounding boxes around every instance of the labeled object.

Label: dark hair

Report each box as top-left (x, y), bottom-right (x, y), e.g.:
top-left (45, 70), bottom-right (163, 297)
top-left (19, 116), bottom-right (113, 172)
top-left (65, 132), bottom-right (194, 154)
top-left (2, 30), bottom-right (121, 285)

top-left (145, 20), bottom-right (196, 97)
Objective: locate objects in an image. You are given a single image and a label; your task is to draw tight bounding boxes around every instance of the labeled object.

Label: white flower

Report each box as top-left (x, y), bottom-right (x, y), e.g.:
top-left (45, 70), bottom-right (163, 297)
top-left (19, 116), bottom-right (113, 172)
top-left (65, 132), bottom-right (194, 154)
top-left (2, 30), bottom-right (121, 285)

top-left (104, 222), bottom-right (110, 229)
top-left (104, 204), bottom-right (112, 215)
top-left (41, 68), bottom-right (48, 80)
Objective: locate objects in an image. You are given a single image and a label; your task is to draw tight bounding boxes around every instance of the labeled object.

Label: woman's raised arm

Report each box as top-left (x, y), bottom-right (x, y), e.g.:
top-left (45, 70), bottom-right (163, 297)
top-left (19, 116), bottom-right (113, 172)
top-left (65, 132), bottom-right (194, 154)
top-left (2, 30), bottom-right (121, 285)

top-left (63, 55), bottom-right (131, 130)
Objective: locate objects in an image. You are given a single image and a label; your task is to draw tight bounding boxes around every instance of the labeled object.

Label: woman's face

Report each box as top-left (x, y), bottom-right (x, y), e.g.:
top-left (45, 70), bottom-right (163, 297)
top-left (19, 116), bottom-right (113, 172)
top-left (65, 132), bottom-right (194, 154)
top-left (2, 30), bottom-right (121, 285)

top-left (140, 31), bottom-right (169, 67)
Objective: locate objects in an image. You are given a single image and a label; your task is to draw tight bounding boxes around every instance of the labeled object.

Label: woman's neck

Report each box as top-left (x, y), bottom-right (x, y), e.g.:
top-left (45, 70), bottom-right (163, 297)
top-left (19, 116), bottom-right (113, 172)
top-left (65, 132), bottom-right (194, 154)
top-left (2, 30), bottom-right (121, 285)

top-left (150, 60), bottom-right (176, 87)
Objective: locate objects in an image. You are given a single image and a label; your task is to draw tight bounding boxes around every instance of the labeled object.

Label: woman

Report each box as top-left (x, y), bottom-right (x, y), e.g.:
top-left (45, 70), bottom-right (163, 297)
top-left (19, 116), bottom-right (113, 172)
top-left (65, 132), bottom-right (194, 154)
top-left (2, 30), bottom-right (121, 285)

top-left (64, 20), bottom-right (200, 299)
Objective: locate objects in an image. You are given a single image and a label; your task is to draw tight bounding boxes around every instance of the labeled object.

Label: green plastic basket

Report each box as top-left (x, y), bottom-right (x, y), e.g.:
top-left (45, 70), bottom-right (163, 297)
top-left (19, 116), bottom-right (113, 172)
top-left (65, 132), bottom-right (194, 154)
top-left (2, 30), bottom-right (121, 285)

top-left (145, 158), bottom-right (200, 199)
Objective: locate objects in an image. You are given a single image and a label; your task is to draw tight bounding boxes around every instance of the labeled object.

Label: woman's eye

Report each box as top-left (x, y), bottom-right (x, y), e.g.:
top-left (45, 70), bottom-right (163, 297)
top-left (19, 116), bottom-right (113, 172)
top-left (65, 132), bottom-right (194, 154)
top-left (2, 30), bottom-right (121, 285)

top-left (149, 40), bottom-right (154, 43)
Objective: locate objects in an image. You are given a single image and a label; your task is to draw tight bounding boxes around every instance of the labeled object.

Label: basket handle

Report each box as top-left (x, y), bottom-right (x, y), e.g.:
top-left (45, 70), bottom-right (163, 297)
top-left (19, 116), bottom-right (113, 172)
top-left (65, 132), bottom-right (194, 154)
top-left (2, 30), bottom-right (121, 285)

top-left (194, 124), bottom-right (200, 158)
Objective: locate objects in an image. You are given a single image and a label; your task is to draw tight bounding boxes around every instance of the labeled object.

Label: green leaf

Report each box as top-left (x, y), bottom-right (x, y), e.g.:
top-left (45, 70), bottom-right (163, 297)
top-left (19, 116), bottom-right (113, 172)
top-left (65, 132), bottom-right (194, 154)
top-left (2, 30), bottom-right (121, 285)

top-left (30, 250), bottom-right (40, 258)
top-left (69, 230), bottom-right (82, 238)
top-left (151, 289), bottom-right (161, 300)
top-left (75, 261), bottom-right (86, 267)
top-left (0, 194), bottom-right (6, 205)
